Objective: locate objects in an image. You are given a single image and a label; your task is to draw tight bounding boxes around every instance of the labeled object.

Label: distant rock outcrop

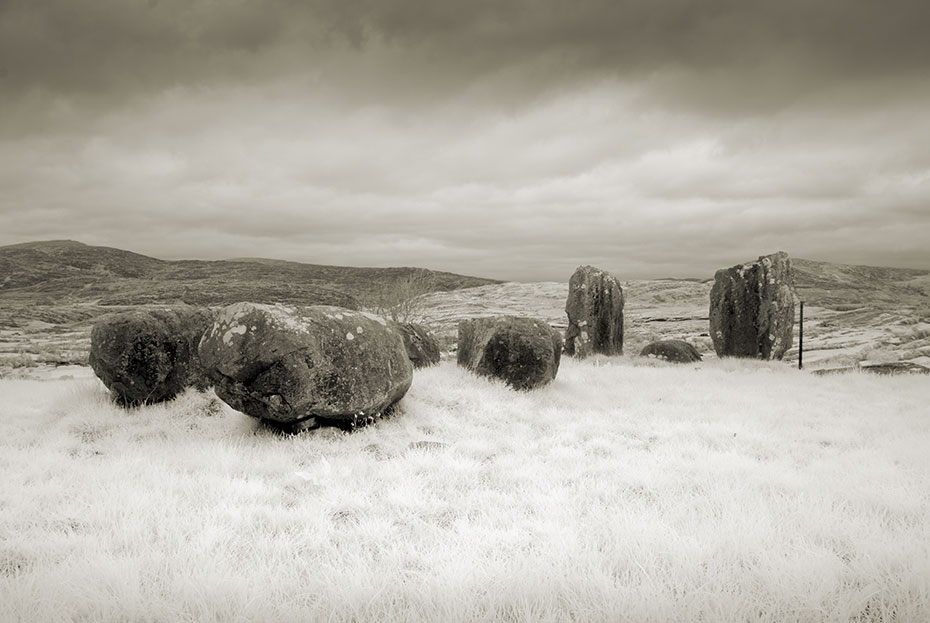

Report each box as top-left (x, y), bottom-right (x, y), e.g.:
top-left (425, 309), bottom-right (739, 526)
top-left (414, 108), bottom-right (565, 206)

top-left (89, 306), bottom-right (214, 406)
top-left (564, 265), bottom-right (624, 358)
top-left (640, 340), bottom-right (702, 363)
top-left (394, 322), bottom-right (441, 368)
top-left (199, 303), bottom-right (412, 429)
top-left (457, 316), bottom-right (562, 390)
top-left (709, 252), bottom-right (795, 360)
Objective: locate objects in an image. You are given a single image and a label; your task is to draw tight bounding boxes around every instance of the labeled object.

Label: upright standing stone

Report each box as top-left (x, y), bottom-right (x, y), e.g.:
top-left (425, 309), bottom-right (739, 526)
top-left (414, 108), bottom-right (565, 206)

top-left (564, 265), bottom-right (624, 357)
top-left (709, 251), bottom-right (795, 359)
top-left (89, 306), bottom-right (215, 406)
top-left (457, 316), bottom-right (562, 390)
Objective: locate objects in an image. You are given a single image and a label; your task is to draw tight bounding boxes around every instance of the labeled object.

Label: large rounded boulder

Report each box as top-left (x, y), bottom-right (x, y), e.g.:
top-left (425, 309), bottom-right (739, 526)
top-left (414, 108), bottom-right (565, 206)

top-left (457, 316), bottom-right (562, 390)
top-left (89, 306), bottom-right (215, 406)
top-left (394, 322), bottom-right (441, 368)
top-left (709, 251), bottom-right (795, 360)
top-left (198, 303), bottom-right (413, 428)
top-left (564, 265), bottom-right (624, 358)
top-left (640, 340), bottom-right (703, 363)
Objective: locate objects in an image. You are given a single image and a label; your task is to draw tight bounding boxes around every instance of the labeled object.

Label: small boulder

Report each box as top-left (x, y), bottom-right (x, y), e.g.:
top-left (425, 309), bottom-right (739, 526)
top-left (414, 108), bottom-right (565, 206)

top-left (564, 265), bottom-right (624, 358)
top-left (457, 316), bottom-right (562, 390)
top-left (89, 306), bottom-right (214, 406)
top-left (198, 303), bottom-right (412, 428)
top-left (709, 251), bottom-right (795, 360)
top-left (860, 361), bottom-right (930, 375)
top-left (394, 322), bottom-right (441, 368)
top-left (640, 340), bottom-right (702, 363)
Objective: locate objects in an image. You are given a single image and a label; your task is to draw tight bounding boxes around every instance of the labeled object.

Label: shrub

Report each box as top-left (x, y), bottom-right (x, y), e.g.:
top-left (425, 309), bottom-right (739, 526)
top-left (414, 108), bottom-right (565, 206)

top-left (361, 269), bottom-right (438, 324)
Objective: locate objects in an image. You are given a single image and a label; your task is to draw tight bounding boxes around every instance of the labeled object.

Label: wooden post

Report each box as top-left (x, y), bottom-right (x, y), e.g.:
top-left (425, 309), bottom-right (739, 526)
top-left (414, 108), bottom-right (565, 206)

top-left (798, 300), bottom-right (804, 370)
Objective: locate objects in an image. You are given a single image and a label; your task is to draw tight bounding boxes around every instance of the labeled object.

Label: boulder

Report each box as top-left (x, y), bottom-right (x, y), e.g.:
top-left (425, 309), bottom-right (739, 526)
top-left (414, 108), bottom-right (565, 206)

top-left (709, 251), bottom-right (795, 360)
top-left (89, 306), bottom-right (214, 406)
top-left (457, 316), bottom-right (562, 390)
top-left (564, 265), bottom-right (624, 357)
top-left (814, 362), bottom-right (930, 376)
top-left (860, 361), bottom-right (930, 375)
top-left (640, 340), bottom-right (702, 363)
top-left (394, 322), bottom-right (441, 368)
top-left (198, 303), bottom-right (412, 428)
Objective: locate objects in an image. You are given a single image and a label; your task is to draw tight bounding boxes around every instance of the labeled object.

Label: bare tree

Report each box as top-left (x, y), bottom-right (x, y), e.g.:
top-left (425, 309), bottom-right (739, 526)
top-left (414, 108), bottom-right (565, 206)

top-left (363, 269), bottom-right (438, 324)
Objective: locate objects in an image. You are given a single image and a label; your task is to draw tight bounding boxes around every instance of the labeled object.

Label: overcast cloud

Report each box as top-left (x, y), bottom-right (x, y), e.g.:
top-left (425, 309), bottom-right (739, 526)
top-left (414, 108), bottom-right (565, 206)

top-left (1, 0), bottom-right (929, 280)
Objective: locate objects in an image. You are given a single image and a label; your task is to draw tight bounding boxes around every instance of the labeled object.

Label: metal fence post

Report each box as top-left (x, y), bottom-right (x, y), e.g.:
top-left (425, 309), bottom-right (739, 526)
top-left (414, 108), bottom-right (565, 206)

top-left (798, 301), bottom-right (804, 370)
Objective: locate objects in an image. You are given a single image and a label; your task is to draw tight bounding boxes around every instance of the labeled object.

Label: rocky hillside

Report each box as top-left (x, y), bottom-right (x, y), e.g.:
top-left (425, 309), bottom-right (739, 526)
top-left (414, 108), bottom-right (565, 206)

top-left (0, 240), bottom-right (500, 323)
top-left (792, 258), bottom-right (930, 311)
top-left (0, 240), bottom-right (501, 370)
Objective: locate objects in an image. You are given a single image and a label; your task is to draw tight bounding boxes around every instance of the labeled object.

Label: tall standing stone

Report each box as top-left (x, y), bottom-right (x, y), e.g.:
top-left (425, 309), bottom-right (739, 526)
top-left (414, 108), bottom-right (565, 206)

top-left (709, 251), bottom-right (795, 360)
top-left (564, 265), bottom-right (624, 357)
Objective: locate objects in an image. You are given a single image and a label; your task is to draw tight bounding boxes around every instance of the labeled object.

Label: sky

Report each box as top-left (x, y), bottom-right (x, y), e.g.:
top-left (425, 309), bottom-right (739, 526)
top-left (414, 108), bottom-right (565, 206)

top-left (1, 0), bottom-right (929, 281)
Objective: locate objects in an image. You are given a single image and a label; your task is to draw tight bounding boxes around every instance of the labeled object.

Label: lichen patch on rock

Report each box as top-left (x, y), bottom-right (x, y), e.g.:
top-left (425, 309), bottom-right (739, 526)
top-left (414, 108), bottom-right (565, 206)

top-left (222, 325), bottom-right (247, 345)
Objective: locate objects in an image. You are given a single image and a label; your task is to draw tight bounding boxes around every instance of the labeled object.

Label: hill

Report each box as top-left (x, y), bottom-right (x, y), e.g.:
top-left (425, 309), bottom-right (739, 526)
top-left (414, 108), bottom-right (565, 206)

top-left (0, 240), bottom-right (500, 323)
top-left (791, 257), bottom-right (930, 310)
top-left (0, 240), bottom-right (501, 368)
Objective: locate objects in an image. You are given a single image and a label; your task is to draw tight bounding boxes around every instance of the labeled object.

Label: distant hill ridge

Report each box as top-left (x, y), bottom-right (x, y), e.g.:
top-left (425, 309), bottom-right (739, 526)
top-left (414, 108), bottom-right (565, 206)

top-left (2, 240), bottom-right (928, 317)
top-left (791, 257), bottom-right (930, 310)
top-left (0, 240), bottom-right (501, 311)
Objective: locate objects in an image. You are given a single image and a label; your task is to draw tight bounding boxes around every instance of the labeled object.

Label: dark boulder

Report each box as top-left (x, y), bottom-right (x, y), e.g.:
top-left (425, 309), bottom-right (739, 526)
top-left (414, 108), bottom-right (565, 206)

top-left (394, 322), bottom-right (441, 368)
top-left (640, 340), bottom-right (702, 363)
top-left (198, 303), bottom-right (412, 428)
top-left (457, 316), bottom-right (562, 390)
top-left (709, 252), bottom-right (795, 360)
top-left (89, 306), bottom-right (214, 406)
top-left (564, 265), bottom-right (624, 358)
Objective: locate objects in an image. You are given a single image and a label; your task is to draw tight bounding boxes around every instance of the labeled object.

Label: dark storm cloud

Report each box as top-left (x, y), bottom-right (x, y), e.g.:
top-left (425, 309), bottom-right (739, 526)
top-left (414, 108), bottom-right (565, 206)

top-left (3, 0), bottom-right (929, 113)
top-left (1, 0), bottom-right (290, 92)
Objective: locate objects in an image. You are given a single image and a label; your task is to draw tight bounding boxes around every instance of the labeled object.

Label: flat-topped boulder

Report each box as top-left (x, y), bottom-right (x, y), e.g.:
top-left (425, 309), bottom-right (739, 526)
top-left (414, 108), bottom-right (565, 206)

top-left (564, 265), bottom-right (624, 357)
top-left (860, 361), bottom-right (930, 375)
top-left (640, 340), bottom-right (703, 363)
top-left (89, 306), bottom-right (214, 406)
top-left (457, 316), bottom-right (562, 390)
top-left (199, 303), bottom-right (412, 428)
top-left (709, 251), bottom-right (795, 360)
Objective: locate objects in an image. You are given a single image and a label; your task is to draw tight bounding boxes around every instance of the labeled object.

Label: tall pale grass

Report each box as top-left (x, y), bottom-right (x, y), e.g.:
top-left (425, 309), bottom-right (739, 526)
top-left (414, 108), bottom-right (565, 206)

top-left (1, 358), bottom-right (928, 622)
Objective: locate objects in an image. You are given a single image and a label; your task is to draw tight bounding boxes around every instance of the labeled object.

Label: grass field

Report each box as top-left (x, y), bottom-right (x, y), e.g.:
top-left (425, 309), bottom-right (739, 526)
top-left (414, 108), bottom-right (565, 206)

top-left (1, 358), bottom-right (928, 622)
